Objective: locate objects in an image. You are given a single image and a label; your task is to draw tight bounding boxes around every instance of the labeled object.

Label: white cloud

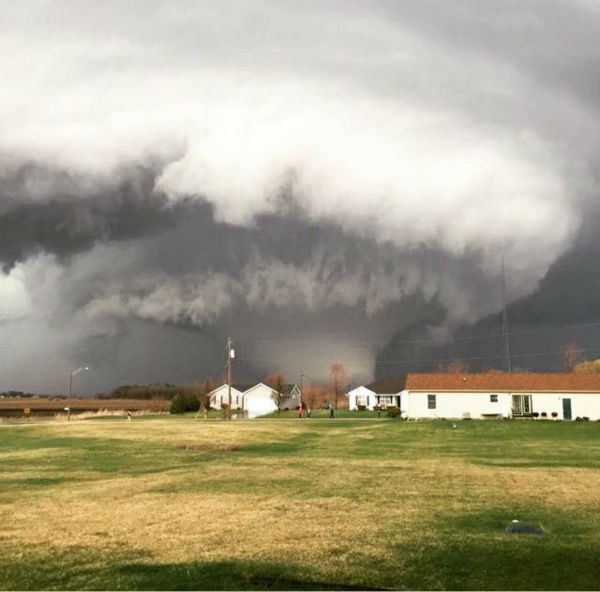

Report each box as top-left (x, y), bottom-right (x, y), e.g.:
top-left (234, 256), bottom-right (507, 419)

top-left (0, 2), bottom-right (585, 281)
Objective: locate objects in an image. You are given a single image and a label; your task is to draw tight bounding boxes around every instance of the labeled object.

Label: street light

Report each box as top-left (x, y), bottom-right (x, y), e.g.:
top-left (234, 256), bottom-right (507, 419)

top-left (66, 366), bottom-right (90, 422)
top-left (68, 366), bottom-right (90, 398)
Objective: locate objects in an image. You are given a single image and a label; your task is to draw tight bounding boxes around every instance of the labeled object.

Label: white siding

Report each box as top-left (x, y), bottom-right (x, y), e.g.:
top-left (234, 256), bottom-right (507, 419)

top-left (569, 394), bottom-right (600, 419)
top-left (347, 386), bottom-right (376, 410)
top-left (243, 383), bottom-right (298, 418)
top-left (403, 390), bottom-right (600, 420)
top-left (531, 393), bottom-right (600, 420)
top-left (209, 385), bottom-right (243, 409)
top-left (531, 393), bottom-right (562, 418)
top-left (404, 391), bottom-right (511, 419)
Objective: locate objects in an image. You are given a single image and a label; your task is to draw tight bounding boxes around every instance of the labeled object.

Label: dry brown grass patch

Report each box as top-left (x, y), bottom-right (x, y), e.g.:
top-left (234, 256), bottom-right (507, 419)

top-left (176, 442), bottom-right (242, 452)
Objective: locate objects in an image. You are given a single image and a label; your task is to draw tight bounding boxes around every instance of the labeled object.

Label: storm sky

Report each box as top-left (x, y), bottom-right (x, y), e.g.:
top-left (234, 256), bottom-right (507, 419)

top-left (1, 1), bottom-right (600, 393)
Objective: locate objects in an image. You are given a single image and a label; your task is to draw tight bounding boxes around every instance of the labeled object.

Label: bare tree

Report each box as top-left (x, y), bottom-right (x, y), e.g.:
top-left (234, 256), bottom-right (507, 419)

top-left (438, 360), bottom-right (469, 373)
top-left (265, 372), bottom-right (286, 413)
top-left (561, 342), bottom-right (584, 372)
top-left (197, 377), bottom-right (215, 418)
top-left (328, 363), bottom-right (349, 409)
top-left (303, 382), bottom-right (327, 410)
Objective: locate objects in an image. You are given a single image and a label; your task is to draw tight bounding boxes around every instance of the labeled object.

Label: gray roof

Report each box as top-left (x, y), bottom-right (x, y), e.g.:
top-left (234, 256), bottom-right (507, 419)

top-left (364, 377), bottom-right (405, 394)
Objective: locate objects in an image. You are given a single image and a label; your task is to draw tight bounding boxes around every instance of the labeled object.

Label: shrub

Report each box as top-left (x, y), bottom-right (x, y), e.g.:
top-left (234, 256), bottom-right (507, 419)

top-left (169, 392), bottom-right (200, 414)
top-left (583, 416), bottom-right (590, 421)
top-left (551, 411), bottom-right (558, 418)
top-left (357, 405), bottom-right (366, 411)
top-left (169, 393), bottom-right (186, 414)
top-left (386, 407), bottom-right (401, 418)
top-left (541, 412), bottom-right (548, 418)
top-left (533, 412), bottom-right (539, 418)
top-left (575, 416), bottom-right (582, 421)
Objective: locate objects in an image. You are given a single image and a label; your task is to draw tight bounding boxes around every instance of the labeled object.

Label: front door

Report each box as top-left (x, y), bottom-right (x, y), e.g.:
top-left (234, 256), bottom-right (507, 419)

top-left (562, 398), bottom-right (572, 420)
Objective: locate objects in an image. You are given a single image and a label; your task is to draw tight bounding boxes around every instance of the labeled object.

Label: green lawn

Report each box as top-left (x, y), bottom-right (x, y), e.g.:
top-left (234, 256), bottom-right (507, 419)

top-left (1, 418), bottom-right (599, 590)
top-left (258, 409), bottom-right (384, 419)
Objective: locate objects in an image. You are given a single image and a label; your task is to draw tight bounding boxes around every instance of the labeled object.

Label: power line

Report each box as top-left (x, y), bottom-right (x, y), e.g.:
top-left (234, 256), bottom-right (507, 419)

top-left (226, 337), bottom-right (233, 420)
top-left (501, 255), bottom-right (512, 373)
top-left (231, 319), bottom-right (600, 348)
top-left (233, 357), bottom-right (269, 382)
top-left (236, 344), bottom-right (600, 367)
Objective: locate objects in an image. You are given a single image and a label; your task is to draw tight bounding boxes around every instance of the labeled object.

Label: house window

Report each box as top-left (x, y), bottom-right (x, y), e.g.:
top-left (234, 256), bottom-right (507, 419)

top-left (356, 395), bottom-right (367, 406)
top-left (490, 394), bottom-right (498, 403)
top-left (379, 396), bottom-right (393, 406)
top-left (427, 394), bottom-right (436, 409)
top-left (512, 394), bottom-right (532, 415)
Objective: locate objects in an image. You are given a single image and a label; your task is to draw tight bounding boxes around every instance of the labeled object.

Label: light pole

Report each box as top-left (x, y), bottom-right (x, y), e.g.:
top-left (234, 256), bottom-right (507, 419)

top-left (67, 367), bottom-right (90, 420)
top-left (226, 339), bottom-right (234, 421)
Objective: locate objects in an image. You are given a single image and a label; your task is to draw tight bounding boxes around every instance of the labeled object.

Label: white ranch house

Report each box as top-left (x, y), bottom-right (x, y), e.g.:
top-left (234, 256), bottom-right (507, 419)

top-left (347, 378), bottom-right (405, 410)
top-left (347, 373), bottom-right (600, 420)
top-left (209, 382), bottom-right (300, 418)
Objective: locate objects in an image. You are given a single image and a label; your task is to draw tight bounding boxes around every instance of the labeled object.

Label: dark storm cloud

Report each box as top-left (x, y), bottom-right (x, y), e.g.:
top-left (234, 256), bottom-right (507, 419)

top-left (378, 211), bottom-right (600, 377)
top-left (0, 163), bottom-right (180, 271)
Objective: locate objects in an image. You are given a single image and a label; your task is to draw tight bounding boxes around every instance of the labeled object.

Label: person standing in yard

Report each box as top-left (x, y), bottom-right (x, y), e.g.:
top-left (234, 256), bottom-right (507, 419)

top-left (329, 405), bottom-right (334, 419)
top-left (297, 405), bottom-right (303, 419)
top-left (127, 410), bottom-right (132, 421)
top-left (307, 407), bottom-right (311, 418)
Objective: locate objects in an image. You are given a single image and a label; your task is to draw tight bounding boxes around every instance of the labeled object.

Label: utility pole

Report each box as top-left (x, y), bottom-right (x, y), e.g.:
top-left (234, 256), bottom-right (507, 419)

top-left (299, 372), bottom-right (303, 409)
top-left (226, 338), bottom-right (234, 420)
top-left (501, 256), bottom-right (512, 373)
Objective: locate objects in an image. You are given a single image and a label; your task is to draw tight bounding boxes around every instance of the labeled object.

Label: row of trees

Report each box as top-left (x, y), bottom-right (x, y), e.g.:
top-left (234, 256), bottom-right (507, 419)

top-left (102, 383), bottom-right (182, 400)
top-left (169, 378), bottom-right (216, 414)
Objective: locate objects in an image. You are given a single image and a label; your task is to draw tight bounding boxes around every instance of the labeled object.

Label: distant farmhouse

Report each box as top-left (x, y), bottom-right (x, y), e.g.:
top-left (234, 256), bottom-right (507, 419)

top-left (348, 373), bottom-right (600, 421)
top-left (208, 382), bottom-right (301, 418)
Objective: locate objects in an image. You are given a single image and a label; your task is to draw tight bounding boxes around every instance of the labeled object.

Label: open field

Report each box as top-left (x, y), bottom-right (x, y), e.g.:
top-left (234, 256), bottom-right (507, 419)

top-left (1, 418), bottom-right (600, 590)
top-left (0, 397), bottom-right (170, 418)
